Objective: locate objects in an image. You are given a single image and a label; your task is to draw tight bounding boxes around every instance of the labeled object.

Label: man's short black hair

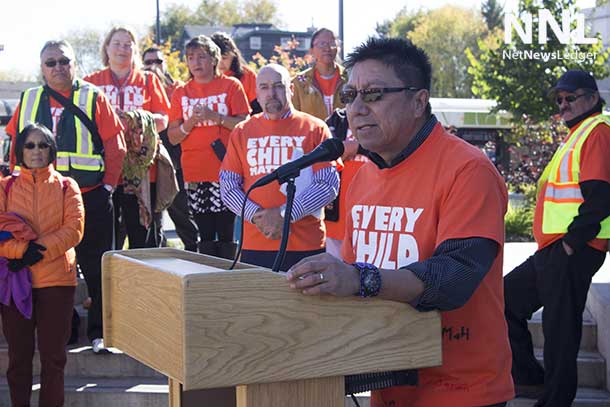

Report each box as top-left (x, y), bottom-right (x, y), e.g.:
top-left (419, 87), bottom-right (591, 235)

top-left (142, 46), bottom-right (162, 59)
top-left (345, 37), bottom-right (432, 92)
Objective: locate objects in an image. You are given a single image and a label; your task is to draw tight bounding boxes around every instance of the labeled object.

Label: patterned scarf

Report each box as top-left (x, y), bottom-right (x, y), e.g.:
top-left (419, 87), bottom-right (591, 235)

top-left (121, 110), bottom-right (159, 227)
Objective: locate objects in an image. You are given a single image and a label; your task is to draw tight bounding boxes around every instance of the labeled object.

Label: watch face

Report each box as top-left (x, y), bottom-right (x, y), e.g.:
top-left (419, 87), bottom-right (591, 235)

top-left (364, 270), bottom-right (381, 294)
top-left (356, 262), bottom-right (380, 297)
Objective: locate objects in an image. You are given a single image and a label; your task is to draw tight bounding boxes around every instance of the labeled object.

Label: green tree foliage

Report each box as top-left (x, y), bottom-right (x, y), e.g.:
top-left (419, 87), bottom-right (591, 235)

top-left (158, 0), bottom-right (279, 46)
top-left (375, 7), bottom-right (427, 38)
top-left (250, 39), bottom-right (311, 76)
top-left (159, 4), bottom-right (193, 46)
top-left (468, 0), bottom-right (610, 122)
top-left (141, 36), bottom-right (190, 81)
top-left (64, 28), bottom-right (104, 77)
top-left (407, 6), bottom-right (487, 98)
top-left (482, 0), bottom-right (504, 30)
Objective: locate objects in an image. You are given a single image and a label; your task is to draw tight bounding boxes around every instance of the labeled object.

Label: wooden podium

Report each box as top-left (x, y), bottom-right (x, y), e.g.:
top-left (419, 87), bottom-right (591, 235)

top-left (102, 248), bottom-right (442, 407)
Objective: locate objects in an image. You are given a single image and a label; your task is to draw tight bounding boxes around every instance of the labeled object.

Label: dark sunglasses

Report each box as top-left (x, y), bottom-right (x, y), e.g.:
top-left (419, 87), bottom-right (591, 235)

top-left (556, 94), bottom-right (587, 105)
top-left (24, 142), bottom-right (51, 150)
top-left (143, 58), bottom-right (164, 66)
top-left (44, 58), bottom-right (71, 68)
top-left (339, 87), bottom-right (422, 104)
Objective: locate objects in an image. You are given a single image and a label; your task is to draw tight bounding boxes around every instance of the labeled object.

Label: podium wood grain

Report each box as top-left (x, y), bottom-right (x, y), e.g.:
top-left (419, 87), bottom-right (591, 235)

top-left (102, 248), bottom-right (441, 392)
top-left (237, 376), bottom-right (343, 407)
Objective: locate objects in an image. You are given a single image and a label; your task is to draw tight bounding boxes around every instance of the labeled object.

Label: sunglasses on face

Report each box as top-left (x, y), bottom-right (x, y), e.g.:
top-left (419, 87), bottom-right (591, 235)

top-left (24, 142), bottom-right (51, 150)
top-left (143, 58), bottom-right (164, 66)
top-left (44, 58), bottom-right (71, 68)
top-left (556, 94), bottom-right (587, 105)
top-left (339, 86), bottom-right (422, 104)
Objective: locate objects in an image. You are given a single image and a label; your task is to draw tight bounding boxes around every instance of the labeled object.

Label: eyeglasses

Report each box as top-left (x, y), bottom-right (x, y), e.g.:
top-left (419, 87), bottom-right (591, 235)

top-left (44, 58), bottom-right (71, 68)
top-left (340, 87), bottom-right (422, 104)
top-left (24, 142), bottom-right (51, 150)
top-left (313, 41), bottom-right (338, 50)
top-left (556, 94), bottom-right (587, 105)
top-left (143, 58), bottom-right (164, 66)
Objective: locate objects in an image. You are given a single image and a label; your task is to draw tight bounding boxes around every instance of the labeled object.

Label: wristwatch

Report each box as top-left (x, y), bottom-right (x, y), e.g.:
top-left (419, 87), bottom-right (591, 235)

top-left (103, 184), bottom-right (114, 194)
top-left (352, 262), bottom-right (381, 297)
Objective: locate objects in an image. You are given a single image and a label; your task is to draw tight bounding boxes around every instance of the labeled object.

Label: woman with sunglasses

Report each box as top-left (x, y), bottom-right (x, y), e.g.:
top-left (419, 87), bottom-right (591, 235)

top-left (167, 35), bottom-right (250, 259)
top-left (85, 26), bottom-right (171, 250)
top-left (292, 28), bottom-right (348, 121)
top-left (211, 32), bottom-right (261, 114)
top-left (0, 123), bottom-right (84, 407)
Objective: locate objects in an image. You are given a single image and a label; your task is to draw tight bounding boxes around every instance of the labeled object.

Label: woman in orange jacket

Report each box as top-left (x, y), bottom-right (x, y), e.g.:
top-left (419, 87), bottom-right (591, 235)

top-left (0, 123), bottom-right (85, 407)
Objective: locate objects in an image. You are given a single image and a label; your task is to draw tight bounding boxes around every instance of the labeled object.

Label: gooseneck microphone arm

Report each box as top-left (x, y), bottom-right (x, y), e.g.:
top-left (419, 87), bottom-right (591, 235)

top-left (250, 138), bottom-right (345, 188)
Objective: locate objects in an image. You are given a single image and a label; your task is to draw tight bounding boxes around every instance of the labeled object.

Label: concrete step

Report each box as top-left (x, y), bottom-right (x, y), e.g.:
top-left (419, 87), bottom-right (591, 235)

top-left (0, 341), bottom-right (163, 379)
top-left (529, 308), bottom-right (597, 352)
top-left (508, 387), bottom-right (610, 406)
top-left (533, 349), bottom-right (606, 388)
top-left (0, 376), bottom-right (169, 407)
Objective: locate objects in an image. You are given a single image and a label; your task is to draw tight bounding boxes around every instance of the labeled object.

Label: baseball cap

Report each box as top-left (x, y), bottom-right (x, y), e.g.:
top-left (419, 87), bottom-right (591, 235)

top-left (551, 70), bottom-right (598, 94)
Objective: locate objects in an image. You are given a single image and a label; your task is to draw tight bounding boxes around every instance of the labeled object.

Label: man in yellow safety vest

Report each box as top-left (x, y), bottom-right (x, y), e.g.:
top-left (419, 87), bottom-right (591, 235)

top-left (504, 70), bottom-right (610, 407)
top-left (5, 40), bottom-right (126, 354)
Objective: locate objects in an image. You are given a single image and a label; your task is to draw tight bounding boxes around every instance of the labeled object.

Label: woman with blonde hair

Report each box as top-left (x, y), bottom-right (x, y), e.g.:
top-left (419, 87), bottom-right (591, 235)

top-left (85, 26), bottom-right (171, 253)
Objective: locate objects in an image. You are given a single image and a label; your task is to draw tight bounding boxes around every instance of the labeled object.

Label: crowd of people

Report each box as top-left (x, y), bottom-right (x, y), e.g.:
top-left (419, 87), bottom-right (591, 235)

top-left (0, 25), bottom-right (608, 407)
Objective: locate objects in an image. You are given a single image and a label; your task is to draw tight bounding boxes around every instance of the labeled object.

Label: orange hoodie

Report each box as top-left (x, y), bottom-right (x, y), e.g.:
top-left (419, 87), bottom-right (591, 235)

top-left (0, 165), bottom-right (84, 288)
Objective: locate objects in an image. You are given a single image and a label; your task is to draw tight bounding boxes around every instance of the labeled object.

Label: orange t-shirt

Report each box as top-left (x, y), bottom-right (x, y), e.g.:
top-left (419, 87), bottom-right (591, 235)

top-left (170, 76), bottom-right (250, 183)
top-left (325, 130), bottom-right (368, 240)
top-left (342, 124), bottom-right (514, 407)
top-left (5, 87), bottom-right (125, 192)
top-left (85, 68), bottom-right (170, 182)
top-left (314, 69), bottom-right (339, 117)
top-left (84, 68), bottom-right (170, 114)
top-left (222, 110), bottom-right (333, 251)
top-left (533, 116), bottom-right (610, 252)
top-left (226, 66), bottom-right (257, 103)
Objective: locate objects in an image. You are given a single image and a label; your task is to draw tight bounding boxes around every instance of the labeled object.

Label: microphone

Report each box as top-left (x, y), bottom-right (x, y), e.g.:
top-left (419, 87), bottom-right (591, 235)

top-left (251, 138), bottom-right (344, 189)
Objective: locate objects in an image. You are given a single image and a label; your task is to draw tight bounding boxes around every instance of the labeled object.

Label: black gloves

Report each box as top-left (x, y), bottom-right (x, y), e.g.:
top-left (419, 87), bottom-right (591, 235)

top-left (22, 241), bottom-right (46, 266)
top-left (6, 241), bottom-right (46, 273)
top-left (7, 259), bottom-right (25, 273)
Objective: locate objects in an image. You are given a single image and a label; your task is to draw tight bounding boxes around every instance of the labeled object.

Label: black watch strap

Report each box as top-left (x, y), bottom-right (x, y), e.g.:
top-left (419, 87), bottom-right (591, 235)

top-left (353, 262), bottom-right (381, 297)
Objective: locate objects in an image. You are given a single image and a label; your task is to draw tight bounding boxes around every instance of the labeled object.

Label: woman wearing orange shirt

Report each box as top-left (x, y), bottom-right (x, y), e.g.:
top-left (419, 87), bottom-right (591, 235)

top-left (168, 35), bottom-right (250, 259)
top-left (85, 26), bottom-right (171, 249)
top-left (211, 31), bottom-right (261, 114)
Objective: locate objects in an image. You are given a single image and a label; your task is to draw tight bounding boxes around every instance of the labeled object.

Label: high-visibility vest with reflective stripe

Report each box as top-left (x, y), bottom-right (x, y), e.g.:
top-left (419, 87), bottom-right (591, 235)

top-left (538, 114), bottom-right (610, 237)
top-left (17, 81), bottom-right (105, 187)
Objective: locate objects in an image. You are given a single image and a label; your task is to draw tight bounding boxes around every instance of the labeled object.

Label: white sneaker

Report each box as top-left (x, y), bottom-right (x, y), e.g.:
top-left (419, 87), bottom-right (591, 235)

top-left (92, 338), bottom-right (110, 354)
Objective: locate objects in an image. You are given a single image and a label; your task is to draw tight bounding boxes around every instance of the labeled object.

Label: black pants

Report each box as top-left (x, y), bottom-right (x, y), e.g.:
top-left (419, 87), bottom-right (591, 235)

top-left (504, 239), bottom-right (606, 407)
top-left (75, 186), bottom-right (114, 341)
top-left (241, 248), bottom-right (325, 271)
top-left (114, 184), bottom-right (164, 249)
top-left (193, 211), bottom-right (235, 242)
top-left (167, 170), bottom-right (198, 251)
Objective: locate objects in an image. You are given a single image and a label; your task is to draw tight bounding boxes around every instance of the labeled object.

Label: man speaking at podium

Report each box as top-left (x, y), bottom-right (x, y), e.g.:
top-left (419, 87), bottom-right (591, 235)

top-left (286, 38), bottom-right (514, 407)
top-left (220, 64), bottom-right (339, 270)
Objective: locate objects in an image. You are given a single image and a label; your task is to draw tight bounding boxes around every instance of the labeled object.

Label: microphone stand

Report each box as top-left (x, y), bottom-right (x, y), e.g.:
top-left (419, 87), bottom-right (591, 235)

top-left (272, 176), bottom-right (296, 272)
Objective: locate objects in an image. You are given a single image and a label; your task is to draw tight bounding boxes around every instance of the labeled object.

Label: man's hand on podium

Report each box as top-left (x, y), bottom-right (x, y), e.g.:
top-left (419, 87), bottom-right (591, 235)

top-left (286, 253), bottom-right (360, 296)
